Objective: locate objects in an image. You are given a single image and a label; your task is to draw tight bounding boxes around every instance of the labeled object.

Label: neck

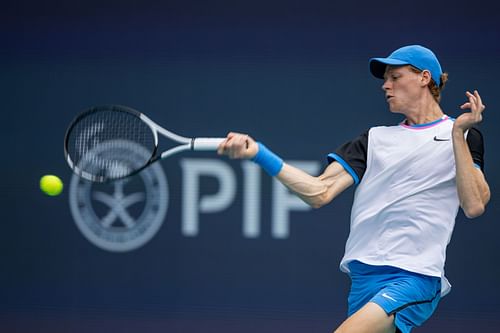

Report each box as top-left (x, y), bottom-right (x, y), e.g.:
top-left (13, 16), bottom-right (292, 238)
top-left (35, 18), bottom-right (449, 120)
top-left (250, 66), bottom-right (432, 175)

top-left (403, 96), bottom-right (444, 126)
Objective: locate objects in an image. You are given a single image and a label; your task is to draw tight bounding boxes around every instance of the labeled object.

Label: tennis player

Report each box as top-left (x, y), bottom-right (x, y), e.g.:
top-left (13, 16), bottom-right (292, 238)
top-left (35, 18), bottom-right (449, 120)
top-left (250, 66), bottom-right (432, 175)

top-left (217, 45), bottom-right (490, 333)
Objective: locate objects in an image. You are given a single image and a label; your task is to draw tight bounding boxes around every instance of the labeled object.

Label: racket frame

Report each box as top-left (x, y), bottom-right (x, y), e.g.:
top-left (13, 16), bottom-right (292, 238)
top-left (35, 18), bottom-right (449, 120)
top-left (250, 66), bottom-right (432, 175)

top-left (64, 105), bottom-right (224, 183)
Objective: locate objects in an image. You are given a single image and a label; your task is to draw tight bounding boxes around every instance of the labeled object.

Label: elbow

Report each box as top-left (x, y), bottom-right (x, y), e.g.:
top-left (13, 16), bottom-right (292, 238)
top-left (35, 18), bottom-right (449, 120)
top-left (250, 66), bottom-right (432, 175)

top-left (461, 187), bottom-right (490, 219)
top-left (310, 201), bottom-right (325, 209)
top-left (308, 192), bottom-right (331, 209)
top-left (463, 203), bottom-right (486, 219)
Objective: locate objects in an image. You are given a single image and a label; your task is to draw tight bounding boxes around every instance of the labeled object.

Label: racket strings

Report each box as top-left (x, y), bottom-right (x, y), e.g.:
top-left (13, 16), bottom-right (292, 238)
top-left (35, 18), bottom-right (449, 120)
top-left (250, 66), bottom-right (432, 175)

top-left (66, 108), bottom-right (156, 181)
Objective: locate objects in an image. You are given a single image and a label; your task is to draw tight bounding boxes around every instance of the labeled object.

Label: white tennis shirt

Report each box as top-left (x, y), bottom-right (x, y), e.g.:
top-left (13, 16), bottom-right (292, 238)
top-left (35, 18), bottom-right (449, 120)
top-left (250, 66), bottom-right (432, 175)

top-left (330, 116), bottom-right (476, 296)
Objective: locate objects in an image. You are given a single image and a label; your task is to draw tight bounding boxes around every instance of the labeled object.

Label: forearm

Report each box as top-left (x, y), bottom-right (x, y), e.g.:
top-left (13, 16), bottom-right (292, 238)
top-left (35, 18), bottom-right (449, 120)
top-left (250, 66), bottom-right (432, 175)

top-left (452, 128), bottom-right (490, 218)
top-left (276, 163), bottom-right (339, 208)
top-left (218, 135), bottom-right (353, 208)
top-left (252, 143), bottom-right (352, 208)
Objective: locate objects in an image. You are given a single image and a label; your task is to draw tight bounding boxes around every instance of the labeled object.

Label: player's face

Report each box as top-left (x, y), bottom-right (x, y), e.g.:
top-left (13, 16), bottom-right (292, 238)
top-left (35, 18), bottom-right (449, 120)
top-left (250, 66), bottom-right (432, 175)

top-left (382, 65), bottom-right (423, 114)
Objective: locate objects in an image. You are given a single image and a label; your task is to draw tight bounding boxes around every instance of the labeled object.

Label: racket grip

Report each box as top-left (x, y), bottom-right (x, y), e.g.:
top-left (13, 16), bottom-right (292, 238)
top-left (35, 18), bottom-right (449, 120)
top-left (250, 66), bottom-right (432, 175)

top-left (192, 138), bottom-right (225, 151)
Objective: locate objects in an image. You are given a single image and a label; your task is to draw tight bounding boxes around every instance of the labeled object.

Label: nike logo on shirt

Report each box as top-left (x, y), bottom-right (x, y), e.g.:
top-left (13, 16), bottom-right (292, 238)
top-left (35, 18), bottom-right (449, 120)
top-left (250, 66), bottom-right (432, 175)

top-left (433, 136), bottom-right (451, 141)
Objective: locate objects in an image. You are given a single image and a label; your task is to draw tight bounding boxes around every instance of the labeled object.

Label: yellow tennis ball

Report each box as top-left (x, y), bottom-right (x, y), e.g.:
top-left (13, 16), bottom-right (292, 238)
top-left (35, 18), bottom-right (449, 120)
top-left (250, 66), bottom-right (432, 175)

top-left (40, 175), bottom-right (64, 196)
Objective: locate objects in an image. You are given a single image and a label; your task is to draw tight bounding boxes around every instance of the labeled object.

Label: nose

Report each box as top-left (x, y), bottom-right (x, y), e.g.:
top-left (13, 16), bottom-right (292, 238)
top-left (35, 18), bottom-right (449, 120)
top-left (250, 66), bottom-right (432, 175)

top-left (382, 79), bottom-right (391, 91)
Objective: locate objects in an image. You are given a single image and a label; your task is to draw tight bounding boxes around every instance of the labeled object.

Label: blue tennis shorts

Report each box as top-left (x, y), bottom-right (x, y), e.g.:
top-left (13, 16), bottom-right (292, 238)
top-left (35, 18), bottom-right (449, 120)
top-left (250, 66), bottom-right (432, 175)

top-left (347, 260), bottom-right (441, 333)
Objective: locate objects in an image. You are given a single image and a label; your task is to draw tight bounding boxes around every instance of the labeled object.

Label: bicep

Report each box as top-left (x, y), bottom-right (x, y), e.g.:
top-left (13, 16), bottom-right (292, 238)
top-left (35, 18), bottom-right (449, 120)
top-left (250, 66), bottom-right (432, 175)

top-left (466, 127), bottom-right (485, 171)
top-left (465, 127), bottom-right (490, 204)
top-left (318, 161), bottom-right (355, 202)
top-left (471, 167), bottom-right (490, 203)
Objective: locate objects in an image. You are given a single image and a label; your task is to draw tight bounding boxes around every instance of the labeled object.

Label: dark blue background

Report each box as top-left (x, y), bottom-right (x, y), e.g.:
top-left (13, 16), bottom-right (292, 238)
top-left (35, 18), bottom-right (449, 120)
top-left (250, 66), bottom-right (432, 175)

top-left (2, 1), bottom-right (499, 332)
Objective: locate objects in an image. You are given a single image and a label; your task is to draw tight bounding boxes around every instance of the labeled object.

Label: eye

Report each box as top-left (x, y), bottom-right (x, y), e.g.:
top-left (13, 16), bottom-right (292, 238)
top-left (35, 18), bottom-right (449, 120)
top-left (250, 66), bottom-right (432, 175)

top-left (384, 73), bottom-right (399, 82)
top-left (383, 72), bottom-right (400, 83)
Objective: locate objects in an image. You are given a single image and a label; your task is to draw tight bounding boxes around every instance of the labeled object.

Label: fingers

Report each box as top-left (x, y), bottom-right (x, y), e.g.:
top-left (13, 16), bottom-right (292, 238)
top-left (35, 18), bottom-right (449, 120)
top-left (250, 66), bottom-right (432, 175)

top-left (217, 132), bottom-right (234, 155)
top-left (456, 90), bottom-right (486, 130)
top-left (460, 102), bottom-right (471, 110)
top-left (217, 132), bottom-right (255, 159)
top-left (465, 90), bottom-right (486, 113)
top-left (474, 90), bottom-right (483, 106)
top-left (465, 91), bottom-right (476, 108)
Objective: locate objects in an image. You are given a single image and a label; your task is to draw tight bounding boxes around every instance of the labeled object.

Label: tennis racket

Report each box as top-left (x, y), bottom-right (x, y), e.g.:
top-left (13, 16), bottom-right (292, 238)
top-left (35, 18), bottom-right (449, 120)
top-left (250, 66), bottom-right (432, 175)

top-left (64, 105), bottom-right (225, 183)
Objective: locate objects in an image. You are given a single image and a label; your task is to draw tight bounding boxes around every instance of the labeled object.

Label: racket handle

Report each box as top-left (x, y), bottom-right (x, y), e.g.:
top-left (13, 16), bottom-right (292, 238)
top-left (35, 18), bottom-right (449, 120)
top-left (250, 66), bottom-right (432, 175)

top-left (192, 137), bottom-right (225, 151)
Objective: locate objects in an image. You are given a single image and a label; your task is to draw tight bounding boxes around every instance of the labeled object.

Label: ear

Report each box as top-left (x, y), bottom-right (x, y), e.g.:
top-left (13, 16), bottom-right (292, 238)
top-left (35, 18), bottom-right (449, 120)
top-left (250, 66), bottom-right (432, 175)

top-left (420, 70), bottom-right (432, 86)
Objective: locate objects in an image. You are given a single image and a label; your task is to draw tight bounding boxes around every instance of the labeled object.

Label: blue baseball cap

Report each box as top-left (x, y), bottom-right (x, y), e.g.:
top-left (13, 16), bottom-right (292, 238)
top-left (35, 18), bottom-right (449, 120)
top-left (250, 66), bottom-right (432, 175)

top-left (369, 45), bottom-right (443, 86)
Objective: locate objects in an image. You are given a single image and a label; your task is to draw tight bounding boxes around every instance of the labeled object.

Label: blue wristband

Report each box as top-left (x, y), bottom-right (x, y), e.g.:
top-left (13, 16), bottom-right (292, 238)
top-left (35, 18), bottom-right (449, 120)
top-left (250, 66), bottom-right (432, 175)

top-left (251, 142), bottom-right (283, 176)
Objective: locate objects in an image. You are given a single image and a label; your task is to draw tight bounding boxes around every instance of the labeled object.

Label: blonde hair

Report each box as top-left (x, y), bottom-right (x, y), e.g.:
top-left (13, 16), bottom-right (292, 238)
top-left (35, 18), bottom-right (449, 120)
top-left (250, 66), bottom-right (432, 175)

top-left (409, 66), bottom-right (448, 103)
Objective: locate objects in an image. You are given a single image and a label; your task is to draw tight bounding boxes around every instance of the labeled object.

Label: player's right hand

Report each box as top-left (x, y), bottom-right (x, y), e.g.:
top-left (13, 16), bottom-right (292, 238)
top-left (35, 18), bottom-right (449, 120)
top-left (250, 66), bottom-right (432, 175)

top-left (217, 132), bottom-right (259, 160)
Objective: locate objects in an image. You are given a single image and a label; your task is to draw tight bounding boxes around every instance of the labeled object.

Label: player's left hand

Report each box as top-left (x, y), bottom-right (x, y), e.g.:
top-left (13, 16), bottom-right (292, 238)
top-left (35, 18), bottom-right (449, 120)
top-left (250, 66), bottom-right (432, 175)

top-left (454, 90), bottom-right (486, 131)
